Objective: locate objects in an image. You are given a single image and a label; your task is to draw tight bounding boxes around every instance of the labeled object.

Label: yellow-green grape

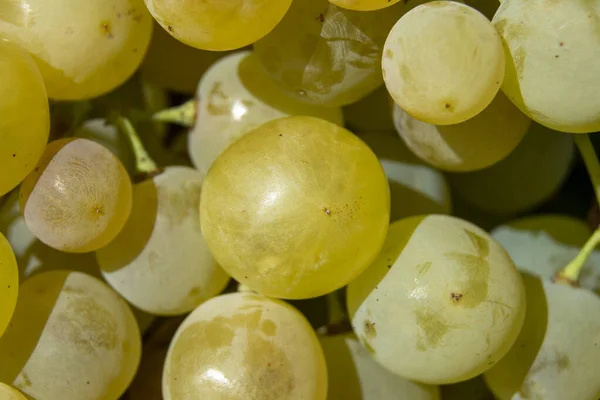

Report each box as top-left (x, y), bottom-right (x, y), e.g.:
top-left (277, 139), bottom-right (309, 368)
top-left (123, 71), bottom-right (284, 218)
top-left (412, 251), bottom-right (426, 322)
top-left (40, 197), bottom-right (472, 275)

top-left (97, 167), bottom-right (230, 316)
top-left (329, 0), bottom-right (402, 11)
top-left (0, 270), bottom-right (141, 400)
top-left (441, 376), bottom-right (496, 400)
top-left (0, 39), bottom-right (49, 197)
top-left (20, 138), bottom-right (133, 253)
top-left (347, 215), bottom-right (526, 384)
top-left (0, 0), bottom-right (153, 100)
top-left (200, 116), bottom-right (390, 299)
top-left (493, 0), bottom-right (600, 133)
top-left (254, 0), bottom-right (406, 106)
top-left (448, 123), bottom-right (574, 215)
top-left (163, 292), bottom-right (327, 400)
top-left (484, 275), bottom-right (600, 400)
top-left (392, 91), bottom-right (530, 172)
top-left (0, 383), bottom-right (27, 400)
top-left (143, 0), bottom-right (292, 51)
top-left (0, 232), bottom-right (18, 338)
top-left (321, 334), bottom-right (441, 399)
top-left (189, 50), bottom-right (344, 175)
top-left (343, 86), bottom-right (395, 132)
top-left (382, 1), bottom-right (504, 125)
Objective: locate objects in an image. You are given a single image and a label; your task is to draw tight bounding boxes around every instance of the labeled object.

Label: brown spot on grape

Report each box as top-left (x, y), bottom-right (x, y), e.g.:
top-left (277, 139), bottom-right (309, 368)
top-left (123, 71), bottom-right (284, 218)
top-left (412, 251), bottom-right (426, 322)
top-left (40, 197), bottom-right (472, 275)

top-left (444, 102), bottom-right (454, 112)
top-left (559, 41), bottom-right (564, 47)
top-left (206, 82), bottom-right (230, 115)
top-left (323, 207), bottom-right (331, 216)
top-left (364, 320), bottom-right (377, 338)
top-left (451, 292), bottom-right (463, 303)
top-left (556, 353), bottom-right (570, 371)
top-left (167, 25), bottom-right (174, 32)
top-left (317, 13), bottom-right (324, 23)
top-left (100, 21), bottom-right (114, 38)
top-left (21, 372), bottom-right (32, 387)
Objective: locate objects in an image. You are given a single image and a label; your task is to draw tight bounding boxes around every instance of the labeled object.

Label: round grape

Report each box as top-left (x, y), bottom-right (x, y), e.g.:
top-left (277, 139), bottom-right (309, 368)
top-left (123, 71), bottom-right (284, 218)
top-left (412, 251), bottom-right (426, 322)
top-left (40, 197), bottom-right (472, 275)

top-left (0, 383), bottom-right (27, 400)
top-left (0, 231), bottom-right (18, 338)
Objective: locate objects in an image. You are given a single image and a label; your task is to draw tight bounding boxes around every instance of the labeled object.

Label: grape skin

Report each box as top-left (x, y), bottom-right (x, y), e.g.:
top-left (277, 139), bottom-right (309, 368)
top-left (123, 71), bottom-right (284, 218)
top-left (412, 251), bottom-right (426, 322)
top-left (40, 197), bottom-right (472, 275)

top-left (329, 0), bottom-right (402, 11)
top-left (0, 231), bottom-right (18, 338)
top-left (0, 383), bottom-right (27, 400)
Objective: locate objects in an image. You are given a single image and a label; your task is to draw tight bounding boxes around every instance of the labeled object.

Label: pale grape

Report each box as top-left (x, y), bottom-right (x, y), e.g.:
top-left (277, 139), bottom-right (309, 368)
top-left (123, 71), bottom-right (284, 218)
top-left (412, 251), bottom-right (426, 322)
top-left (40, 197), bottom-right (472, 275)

top-left (392, 91), bottom-right (530, 172)
top-left (329, 0), bottom-right (402, 11)
top-left (0, 39), bottom-right (49, 197)
top-left (97, 167), bottom-right (230, 316)
top-left (0, 383), bottom-right (27, 400)
top-left (254, 0), bottom-right (406, 106)
top-left (200, 116), bottom-right (390, 299)
top-left (143, 0), bottom-right (292, 51)
top-left (0, 270), bottom-right (141, 400)
top-left (189, 50), bottom-right (344, 175)
top-left (382, 1), bottom-right (504, 125)
top-left (20, 138), bottom-right (132, 253)
top-left (163, 292), bottom-right (327, 400)
top-left (343, 86), bottom-right (395, 133)
top-left (0, 232), bottom-right (18, 338)
top-left (448, 123), bottom-right (574, 215)
top-left (0, 0), bottom-right (153, 100)
top-left (493, 0), bottom-right (600, 133)
top-left (347, 215), bottom-right (526, 384)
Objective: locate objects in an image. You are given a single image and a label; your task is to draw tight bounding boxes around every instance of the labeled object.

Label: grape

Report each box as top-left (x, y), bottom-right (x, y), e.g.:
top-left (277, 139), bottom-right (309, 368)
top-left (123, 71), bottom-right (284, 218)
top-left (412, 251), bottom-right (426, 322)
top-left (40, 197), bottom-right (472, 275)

top-left (329, 0), bottom-right (402, 11)
top-left (392, 91), bottom-right (531, 172)
top-left (19, 138), bottom-right (133, 253)
top-left (0, 231), bottom-right (18, 338)
top-left (448, 123), bottom-right (574, 215)
top-left (382, 1), bottom-right (504, 125)
top-left (97, 166), bottom-right (230, 316)
top-left (321, 334), bottom-right (441, 399)
top-left (200, 116), bottom-right (390, 299)
top-left (0, 270), bottom-right (141, 400)
top-left (143, 0), bottom-right (293, 51)
top-left (0, 0), bottom-right (153, 100)
top-left (0, 383), bottom-right (27, 400)
top-left (343, 86), bottom-right (395, 133)
top-left (254, 0), bottom-right (406, 106)
top-left (347, 214), bottom-right (526, 384)
top-left (189, 50), bottom-right (344, 175)
top-left (484, 275), bottom-right (600, 400)
top-left (0, 39), bottom-right (49, 197)
top-left (493, 0), bottom-right (600, 133)
top-left (163, 292), bottom-right (327, 399)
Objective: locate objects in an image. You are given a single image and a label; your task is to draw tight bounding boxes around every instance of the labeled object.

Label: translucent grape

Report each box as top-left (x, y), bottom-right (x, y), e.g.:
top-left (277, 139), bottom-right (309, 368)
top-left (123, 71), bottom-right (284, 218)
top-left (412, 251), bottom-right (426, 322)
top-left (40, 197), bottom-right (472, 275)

top-left (0, 270), bottom-right (141, 400)
top-left (392, 91), bottom-right (531, 172)
top-left (254, 0), bottom-right (406, 106)
top-left (0, 231), bottom-right (18, 338)
top-left (329, 0), bottom-right (402, 11)
top-left (347, 214), bottom-right (526, 384)
top-left (0, 39), bottom-right (49, 197)
top-left (343, 85), bottom-right (395, 133)
top-left (200, 116), bottom-right (390, 299)
top-left (189, 50), bottom-right (344, 175)
top-left (97, 167), bottom-right (230, 316)
top-left (143, 0), bottom-right (293, 51)
top-left (20, 138), bottom-right (133, 253)
top-left (163, 292), bottom-right (327, 400)
top-left (382, 1), bottom-right (504, 125)
top-left (0, 383), bottom-right (27, 400)
top-left (0, 0), bottom-right (153, 100)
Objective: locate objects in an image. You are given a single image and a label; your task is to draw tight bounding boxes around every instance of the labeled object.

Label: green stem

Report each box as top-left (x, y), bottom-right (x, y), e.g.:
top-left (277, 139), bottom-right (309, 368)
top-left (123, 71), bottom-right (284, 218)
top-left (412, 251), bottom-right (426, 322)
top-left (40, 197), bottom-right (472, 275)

top-left (574, 134), bottom-right (600, 209)
top-left (316, 291), bottom-right (351, 336)
top-left (152, 99), bottom-right (197, 127)
top-left (114, 116), bottom-right (160, 177)
top-left (555, 228), bottom-right (600, 285)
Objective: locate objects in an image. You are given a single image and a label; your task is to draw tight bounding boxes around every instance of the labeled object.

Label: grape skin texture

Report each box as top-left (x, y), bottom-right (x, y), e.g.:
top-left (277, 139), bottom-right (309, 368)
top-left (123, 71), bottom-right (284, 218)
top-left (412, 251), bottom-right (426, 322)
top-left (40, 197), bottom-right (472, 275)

top-left (329, 0), bottom-right (402, 11)
top-left (0, 383), bottom-right (27, 400)
top-left (0, 39), bottom-right (49, 197)
top-left (162, 292), bottom-right (327, 400)
top-left (200, 116), bottom-right (390, 299)
top-left (143, 0), bottom-right (293, 51)
top-left (0, 232), bottom-right (18, 338)
top-left (0, 0), bottom-right (153, 100)
top-left (382, 1), bottom-right (505, 125)
top-left (0, 271), bottom-right (141, 400)
top-left (347, 215), bottom-right (526, 384)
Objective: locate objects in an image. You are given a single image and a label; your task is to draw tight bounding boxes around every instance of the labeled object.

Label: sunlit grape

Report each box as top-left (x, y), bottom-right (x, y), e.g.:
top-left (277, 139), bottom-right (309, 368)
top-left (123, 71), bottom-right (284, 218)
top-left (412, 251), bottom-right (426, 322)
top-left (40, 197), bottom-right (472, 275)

top-left (200, 116), bottom-right (390, 299)
top-left (343, 85), bottom-right (395, 133)
top-left (0, 383), bottom-right (27, 400)
top-left (0, 231), bottom-right (18, 338)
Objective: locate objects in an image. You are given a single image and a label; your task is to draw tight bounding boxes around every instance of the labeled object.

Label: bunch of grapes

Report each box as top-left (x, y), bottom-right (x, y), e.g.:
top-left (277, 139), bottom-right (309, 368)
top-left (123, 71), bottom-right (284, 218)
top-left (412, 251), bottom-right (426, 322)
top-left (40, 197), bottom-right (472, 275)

top-left (1, 0), bottom-right (600, 399)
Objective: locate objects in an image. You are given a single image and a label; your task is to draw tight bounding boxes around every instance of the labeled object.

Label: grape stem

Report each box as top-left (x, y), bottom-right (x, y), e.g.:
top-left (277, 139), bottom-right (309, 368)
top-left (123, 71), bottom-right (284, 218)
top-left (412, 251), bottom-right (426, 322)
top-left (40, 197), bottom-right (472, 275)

top-left (556, 228), bottom-right (600, 285)
top-left (152, 99), bottom-right (197, 127)
top-left (317, 291), bottom-right (351, 336)
top-left (114, 116), bottom-right (160, 178)
top-left (574, 134), bottom-right (600, 209)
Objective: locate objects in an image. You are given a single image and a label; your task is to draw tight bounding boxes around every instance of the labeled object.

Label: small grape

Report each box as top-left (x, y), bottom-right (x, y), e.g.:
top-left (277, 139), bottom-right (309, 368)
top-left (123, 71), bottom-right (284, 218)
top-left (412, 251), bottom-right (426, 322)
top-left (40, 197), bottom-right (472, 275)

top-left (0, 231), bottom-right (18, 338)
top-left (328, 0), bottom-right (402, 11)
top-left (0, 383), bottom-right (27, 400)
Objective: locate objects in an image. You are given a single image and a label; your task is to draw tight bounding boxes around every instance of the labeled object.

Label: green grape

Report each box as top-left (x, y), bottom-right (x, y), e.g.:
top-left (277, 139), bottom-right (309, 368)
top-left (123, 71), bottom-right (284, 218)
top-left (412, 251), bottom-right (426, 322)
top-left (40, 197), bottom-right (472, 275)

top-left (189, 50), bottom-right (344, 175)
top-left (0, 232), bottom-right (18, 338)
top-left (200, 116), bottom-right (390, 299)
top-left (97, 167), bottom-right (230, 316)
top-left (383, 1), bottom-right (504, 125)
top-left (347, 215), bottom-right (526, 384)
top-left (254, 0), bottom-right (406, 106)
top-left (441, 376), bottom-right (496, 400)
top-left (329, 0), bottom-right (402, 11)
top-left (0, 0), bottom-right (153, 100)
top-left (343, 85), bottom-right (395, 132)
top-left (143, 0), bottom-right (292, 51)
top-left (0, 270), bottom-right (141, 400)
top-left (484, 275), bottom-right (600, 400)
top-left (493, 0), bottom-right (600, 133)
top-left (163, 292), bottom-right (327, 400)
top-left (321, 334), bottom-right (441, 399)
top-left (392, 91), bottom-right (531, 172)
top-left (0, 383), bottom-right (27, 400)
top-left (0, 39), bottom-right (49, 197)
top-left (20, 138), bottom-right (133, 253)
top-left (448, 123), bottom-right (574, 215)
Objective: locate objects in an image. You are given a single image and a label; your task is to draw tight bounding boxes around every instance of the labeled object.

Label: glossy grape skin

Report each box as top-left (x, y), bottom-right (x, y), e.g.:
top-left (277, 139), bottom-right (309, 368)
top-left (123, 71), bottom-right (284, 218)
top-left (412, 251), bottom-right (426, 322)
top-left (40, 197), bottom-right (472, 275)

top-left (0, 39), bottom-right (49, 197)
top-left (329, 0), bottom-right (402, 11)
top-left (0, 232), bottom-right (18, 338)
top-left (200, 116), bottom-right (390, 299)
top-left (0, 383), bottom-right (27, 400)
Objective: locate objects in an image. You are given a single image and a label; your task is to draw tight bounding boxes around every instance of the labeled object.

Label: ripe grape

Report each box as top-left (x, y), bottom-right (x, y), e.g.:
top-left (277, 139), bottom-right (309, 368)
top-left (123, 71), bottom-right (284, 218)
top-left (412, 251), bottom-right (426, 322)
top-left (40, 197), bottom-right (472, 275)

top-left (347, 214), bottom-right (526, 384)
top-left (0, 383), bottom-right (27, 400)
top-left (0, 271), bottom-right (141, 400)
top-left (382, 1), bottom-right (504, 125)
top-left (163, 292), bottom-right (327, 400)
top-left (189, 50), bottom-right (344, 175)
top-left (343, 86), bottom-right (395, 133)
top-left (20, 138), bottom-right (133, 253)
top-left (329, 0), bottom-right (402, 11)
top-left (0, 39), bottom-right (49, 197)
top-left (200, 116), bottom-right (390, 299)
top-left (0, 231), bottom-right (18, 338)
top-left (392, 91), bottom-right (531, 172)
